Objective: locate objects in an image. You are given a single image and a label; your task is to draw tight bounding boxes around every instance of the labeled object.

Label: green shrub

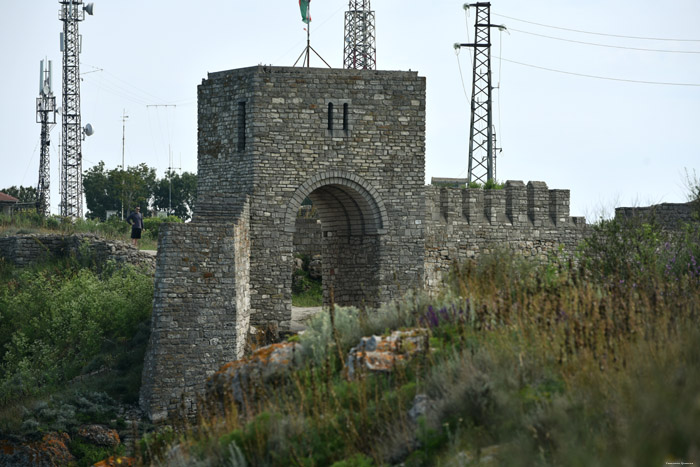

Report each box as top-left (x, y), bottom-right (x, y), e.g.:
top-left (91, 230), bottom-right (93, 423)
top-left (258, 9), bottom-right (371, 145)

top-left (143, 215), bottom-right (183, 241)
top-left (0, 260), bottom-right (153, 403)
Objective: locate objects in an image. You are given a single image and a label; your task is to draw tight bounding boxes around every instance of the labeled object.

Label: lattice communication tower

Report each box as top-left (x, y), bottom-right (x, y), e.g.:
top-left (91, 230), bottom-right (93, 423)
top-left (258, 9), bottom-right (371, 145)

top-left (456, 2), bottom-right (499, 185)
top-left (343, 0), bottom-right (376, 70)
top-left (59, 0), bottom-right (93, 217)
top-left (36, 60), bottom-right (57, 216)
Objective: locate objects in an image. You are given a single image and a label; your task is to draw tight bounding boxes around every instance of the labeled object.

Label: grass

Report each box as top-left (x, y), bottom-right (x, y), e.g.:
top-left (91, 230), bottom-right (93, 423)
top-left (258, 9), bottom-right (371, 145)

top-left (0, 211), bottom-right (160, 250)
top-left (139, 214), bottom-right (700, 466)
top-left (292, 254), bottom-right (323, 307)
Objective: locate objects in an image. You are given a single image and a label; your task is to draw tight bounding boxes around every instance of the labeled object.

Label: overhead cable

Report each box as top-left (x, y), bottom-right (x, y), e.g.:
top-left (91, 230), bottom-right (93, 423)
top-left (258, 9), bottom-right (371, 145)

top-left (497, 56), bottom-right (700, 87)
top-left (510, 28), bottom-right (700, 54)
top-left (493, 13), bottom-right (700, 42)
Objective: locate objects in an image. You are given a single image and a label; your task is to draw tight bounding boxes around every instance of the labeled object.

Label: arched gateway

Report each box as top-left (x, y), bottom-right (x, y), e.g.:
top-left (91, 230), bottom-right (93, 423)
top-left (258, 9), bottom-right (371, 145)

top-left (140, 66), bottom-right (427, 421)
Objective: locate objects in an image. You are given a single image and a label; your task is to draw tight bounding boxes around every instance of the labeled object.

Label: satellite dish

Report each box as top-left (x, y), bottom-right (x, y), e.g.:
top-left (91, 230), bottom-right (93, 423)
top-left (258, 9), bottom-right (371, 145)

top-left (84, 123), bottom-right (94, 136)
top-left (84, 3), bottom-right (94, 15)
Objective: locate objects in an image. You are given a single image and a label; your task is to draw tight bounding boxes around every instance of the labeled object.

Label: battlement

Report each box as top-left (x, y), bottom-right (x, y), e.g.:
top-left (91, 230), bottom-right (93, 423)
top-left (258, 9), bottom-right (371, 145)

top-left (425, 180), bottom-right (586, 228)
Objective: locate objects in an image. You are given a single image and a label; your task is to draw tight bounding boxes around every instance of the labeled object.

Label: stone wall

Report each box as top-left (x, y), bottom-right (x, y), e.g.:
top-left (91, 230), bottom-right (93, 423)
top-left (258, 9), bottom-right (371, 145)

top-left (0, 233), bottom-right (154, 270)
top-left (424, 181), bottom-right (588, 290)
top-left (293, 217), bottom-right (322, 257)
top-left (615, 202), bottom-right (697, 230)
top-left (139, 203), bottom-right (250, 422)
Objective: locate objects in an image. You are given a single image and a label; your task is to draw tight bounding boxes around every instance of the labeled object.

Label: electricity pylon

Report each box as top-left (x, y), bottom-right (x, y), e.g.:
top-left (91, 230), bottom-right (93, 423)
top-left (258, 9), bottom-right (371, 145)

top-left (455, 2), bottom-right (503, 185)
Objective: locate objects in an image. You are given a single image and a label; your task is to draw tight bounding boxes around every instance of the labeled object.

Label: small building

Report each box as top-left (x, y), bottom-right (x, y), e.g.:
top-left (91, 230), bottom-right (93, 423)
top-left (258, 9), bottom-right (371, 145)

top-left (0, 192), bottom-right (19, 216)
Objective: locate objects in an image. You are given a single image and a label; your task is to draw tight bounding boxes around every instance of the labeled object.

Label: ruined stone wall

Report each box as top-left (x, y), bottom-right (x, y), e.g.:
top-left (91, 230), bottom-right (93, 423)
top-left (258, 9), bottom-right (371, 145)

top-left (0, 233), bottom-right (154, 269)
top-left (424, 181), bottom-right (588, 290)
top-left (140, 204), bottom-right (250, 422)
top-left (615, 202), bottom-right (696, 230)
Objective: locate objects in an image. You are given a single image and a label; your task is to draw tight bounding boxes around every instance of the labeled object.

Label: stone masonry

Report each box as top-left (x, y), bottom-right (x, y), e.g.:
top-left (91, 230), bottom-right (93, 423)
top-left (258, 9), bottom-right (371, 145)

top-left (424, 181), bottom-right (588, 289)
top-left (140, 66), bottom-right (426, 421)
top-left (140, 65), bottom-right (589, 422)
top-left (0, 233), bottom-right (154, 270)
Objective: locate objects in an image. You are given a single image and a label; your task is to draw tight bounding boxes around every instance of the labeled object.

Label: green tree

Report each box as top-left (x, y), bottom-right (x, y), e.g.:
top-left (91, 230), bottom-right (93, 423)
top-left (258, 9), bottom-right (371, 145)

top-left (153, 171), bottom-right (197, 220)
top-left (83, 162), bottom-right (119, 220)
top-left (83, 162), bottom-right (157, 220)
top-left (0, 186), bottom-right (38, 203)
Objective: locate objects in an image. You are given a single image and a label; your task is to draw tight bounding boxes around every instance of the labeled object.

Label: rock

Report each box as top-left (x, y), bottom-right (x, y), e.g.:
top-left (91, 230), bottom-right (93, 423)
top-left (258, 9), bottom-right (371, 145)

top-left (309, 255), bottom-right (322, 280)
top-left (206, 341), bottom-right (302, 408)
top-left (0, 433), bottom-right (75, 467)
top-left (76, 424), bottom-right (120, 447)
top-left (408, 393), bottom-right (433, 422)
top-left (294, 257), bottom-right (304, 271)
top-left (346, 328), bottom-right (429, 379)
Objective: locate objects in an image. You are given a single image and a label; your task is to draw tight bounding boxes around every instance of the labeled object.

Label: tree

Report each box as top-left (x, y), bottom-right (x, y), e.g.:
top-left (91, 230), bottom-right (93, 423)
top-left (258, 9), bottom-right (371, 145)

top-left (83, 162), bottom-right (119, 220)
top-left (83, 162), bottom-right (157, 220)
top-left (0, 186), bottom-right (38, 203)
top-left (153, 171), bottom-right (197, 220)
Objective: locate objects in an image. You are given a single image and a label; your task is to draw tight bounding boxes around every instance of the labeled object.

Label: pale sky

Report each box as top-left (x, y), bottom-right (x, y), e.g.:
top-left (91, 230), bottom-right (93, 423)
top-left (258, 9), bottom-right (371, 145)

top-left (1, 1), bottom-right (699, 219)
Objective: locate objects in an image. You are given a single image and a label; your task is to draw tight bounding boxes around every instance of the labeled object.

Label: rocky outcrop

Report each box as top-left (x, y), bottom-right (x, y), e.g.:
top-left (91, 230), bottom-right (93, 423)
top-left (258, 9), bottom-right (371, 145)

top-left (76, 424), bottom-right (120, 448)
top-left (346, 328), bottom-right (429, 379)
top-left (0, 433), bottom-right (75, 467)
top-left (206, 341), bottom-right (301, 408)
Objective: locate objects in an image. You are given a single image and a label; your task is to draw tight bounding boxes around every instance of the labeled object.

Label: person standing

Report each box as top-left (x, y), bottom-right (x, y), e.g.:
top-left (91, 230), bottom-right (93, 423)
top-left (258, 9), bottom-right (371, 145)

top-left (126, 206), bottom-right (144, 247)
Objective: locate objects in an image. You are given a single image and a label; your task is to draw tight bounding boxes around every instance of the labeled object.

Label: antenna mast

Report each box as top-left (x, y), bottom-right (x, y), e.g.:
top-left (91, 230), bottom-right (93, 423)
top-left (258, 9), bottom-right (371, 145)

top-left (36, 60), bottom-right (57, 217)
top-left (59, 0), bottom-right (94, 217)
top-left (343, 0), bottom-right (376, 70)
top-left (455, 2), bottom-right (502, 185)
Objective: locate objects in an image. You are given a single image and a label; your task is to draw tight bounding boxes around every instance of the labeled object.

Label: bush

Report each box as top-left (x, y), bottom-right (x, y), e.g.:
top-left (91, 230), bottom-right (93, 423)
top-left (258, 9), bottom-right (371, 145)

top-left (0, 260), bottom-right (153, 403)
top-left (143, 215), bottom-right (183, 241)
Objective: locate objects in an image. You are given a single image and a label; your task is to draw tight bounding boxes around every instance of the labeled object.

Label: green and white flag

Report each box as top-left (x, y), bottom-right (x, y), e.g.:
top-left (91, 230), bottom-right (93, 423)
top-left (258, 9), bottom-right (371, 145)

top-left (299, 0), bottom-right (311, 24)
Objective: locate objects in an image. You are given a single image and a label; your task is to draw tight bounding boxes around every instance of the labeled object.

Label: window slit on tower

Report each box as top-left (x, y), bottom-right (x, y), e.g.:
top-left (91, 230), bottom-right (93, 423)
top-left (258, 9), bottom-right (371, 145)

top-left (342, 103), bottom-right (348, 131)
top-left (328, 102), bottom-right (334, 131)
top-left (237, 101), bottom-right (246, 152)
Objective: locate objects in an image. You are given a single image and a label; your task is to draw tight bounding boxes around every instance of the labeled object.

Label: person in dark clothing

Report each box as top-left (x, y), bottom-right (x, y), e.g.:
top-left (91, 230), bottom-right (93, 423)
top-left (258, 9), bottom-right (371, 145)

top-left (126, 206), bottom-right (144, 247)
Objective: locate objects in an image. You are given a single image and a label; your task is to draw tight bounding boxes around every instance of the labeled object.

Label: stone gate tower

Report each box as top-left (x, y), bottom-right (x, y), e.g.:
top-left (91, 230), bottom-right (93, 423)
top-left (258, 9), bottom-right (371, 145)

top-left (140, 66), bottom-right (426, 421)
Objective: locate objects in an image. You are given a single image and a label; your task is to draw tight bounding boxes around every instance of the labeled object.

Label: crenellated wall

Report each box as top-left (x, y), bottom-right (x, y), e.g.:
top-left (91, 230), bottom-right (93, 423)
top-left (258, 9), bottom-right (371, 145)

top-left (424, 180), bottom-right (588, 290)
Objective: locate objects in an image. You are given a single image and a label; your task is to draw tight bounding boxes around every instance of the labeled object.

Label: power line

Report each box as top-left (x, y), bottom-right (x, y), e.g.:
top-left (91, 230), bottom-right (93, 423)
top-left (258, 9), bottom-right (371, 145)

top-left (493, 13), bottom-right (700, 42)
top-left (509, 28), bottom-right (700, 54)
top-left (497, 56), bottom-right (700, 87)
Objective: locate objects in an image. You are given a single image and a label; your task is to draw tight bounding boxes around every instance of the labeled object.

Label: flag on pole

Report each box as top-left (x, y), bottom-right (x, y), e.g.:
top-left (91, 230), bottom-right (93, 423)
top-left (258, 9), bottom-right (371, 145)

top-left (299, 0), bottom-right (311, 24)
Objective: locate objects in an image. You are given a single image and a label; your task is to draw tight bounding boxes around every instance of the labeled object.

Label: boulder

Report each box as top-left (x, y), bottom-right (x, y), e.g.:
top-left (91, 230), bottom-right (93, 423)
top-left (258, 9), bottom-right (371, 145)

top-left (206, 341), bottom-right (301, 408)
top-left (347, 328), bottom-right (429, 379)
top-left (309, 255), bottom-right (322, 280)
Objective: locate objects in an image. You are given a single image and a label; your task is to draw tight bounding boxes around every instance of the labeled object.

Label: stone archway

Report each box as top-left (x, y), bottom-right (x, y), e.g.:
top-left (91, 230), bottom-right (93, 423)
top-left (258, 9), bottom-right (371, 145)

top-left (285, 172), bottom-right (388, 308)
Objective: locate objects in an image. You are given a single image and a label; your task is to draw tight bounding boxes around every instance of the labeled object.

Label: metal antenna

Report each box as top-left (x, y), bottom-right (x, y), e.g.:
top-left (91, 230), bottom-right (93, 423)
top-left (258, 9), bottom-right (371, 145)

top-left (120, 109), bottom-right (129, 219)
top-left (455, 2), bottom-right (503, 185)
top-left (36, 59), bottom-right (57, 217)
top-left (343, 0), bottom-right (376, 70)
top-left (59, 0), bottom-right (94, 218)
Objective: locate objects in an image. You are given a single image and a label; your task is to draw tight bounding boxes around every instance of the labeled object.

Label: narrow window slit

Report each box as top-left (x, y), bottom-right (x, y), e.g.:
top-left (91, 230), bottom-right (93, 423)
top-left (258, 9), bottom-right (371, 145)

top-left (328, 102), bottom-right (334, 130)
top-left (237, 102), bottom-right (246, 151)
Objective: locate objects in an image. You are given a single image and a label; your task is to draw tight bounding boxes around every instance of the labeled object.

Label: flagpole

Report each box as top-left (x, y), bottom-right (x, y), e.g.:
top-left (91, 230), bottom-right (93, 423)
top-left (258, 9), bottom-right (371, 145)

top-left (306, 3), bottom-right (311, 67)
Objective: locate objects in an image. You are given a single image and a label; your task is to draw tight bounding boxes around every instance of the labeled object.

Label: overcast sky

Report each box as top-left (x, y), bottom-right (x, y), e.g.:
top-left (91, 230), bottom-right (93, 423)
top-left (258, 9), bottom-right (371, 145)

top-left (1, 0), bottom-right (699, 219)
